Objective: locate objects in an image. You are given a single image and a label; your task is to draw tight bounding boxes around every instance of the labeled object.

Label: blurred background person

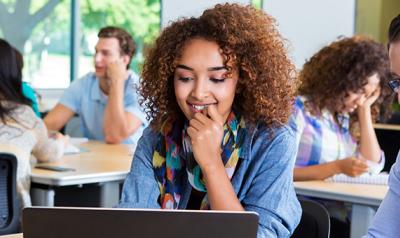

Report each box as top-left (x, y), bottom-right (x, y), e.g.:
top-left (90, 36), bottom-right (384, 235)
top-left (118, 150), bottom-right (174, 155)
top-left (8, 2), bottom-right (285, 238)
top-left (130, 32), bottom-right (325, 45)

top-left (44, 26), bottom-right (147, 144)
top-left (0, 38), bottom-right (67, 208)
top-left (291, 36), bottom-right (391, 238)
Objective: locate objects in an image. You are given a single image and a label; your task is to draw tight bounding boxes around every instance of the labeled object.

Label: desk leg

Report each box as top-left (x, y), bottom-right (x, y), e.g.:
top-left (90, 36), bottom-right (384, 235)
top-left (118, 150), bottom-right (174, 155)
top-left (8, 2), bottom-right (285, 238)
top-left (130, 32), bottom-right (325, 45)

top-left (99, 181), bottom-right (121, 207)
top-left (31, 187), bottom-right (55, 206)
top-left (350, 204), bottom-right (376, 238)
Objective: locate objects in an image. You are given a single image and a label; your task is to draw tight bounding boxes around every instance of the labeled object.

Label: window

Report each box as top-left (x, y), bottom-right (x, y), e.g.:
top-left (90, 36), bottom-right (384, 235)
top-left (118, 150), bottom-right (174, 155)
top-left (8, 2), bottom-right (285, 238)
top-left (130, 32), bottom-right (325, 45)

top-left (251, 0), bottom-right (263, 9)
top-left (0, 0), bottom-right (161, 90)
top-left (79, 0), bottom-right (161, 78)
top-left (0, 0), bottom-right (71, 89)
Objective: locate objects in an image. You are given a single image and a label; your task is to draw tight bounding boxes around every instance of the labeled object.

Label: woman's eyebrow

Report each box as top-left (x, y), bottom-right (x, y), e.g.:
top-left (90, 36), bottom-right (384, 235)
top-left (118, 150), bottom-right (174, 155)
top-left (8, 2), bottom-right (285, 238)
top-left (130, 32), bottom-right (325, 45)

top-left (176, 64), bottom-right (193, 71)
top-left (208, 66), bottom-right (227, 71)
top-left (176, 64), bottom-right (227, 72)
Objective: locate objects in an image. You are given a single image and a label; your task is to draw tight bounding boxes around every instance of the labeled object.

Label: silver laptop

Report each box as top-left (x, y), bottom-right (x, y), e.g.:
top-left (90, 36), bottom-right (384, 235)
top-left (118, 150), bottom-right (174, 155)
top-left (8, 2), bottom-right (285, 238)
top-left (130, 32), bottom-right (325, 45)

top-left (23, 207), bottom-right (259, 238)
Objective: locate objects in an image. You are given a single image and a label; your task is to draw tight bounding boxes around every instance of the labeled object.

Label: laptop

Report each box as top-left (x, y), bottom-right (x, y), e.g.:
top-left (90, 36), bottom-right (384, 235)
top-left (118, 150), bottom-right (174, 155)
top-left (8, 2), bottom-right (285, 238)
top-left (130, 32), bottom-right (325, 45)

top-left (23, 207), bottom-right (259, 238)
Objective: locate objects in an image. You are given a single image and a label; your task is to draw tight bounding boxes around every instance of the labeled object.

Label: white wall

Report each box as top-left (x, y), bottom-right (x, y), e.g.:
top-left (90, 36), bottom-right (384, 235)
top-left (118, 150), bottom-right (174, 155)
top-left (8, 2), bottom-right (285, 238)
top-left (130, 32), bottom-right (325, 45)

top-left (161, 0), bottom-right (250, 27)
top-left (263, 0), bottom-right (356, 68)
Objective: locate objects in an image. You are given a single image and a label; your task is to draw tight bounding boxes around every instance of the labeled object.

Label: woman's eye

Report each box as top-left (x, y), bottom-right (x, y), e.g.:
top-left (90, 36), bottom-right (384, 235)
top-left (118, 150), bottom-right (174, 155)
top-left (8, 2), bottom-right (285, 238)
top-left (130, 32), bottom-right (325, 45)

top-left (178, 77), bottom-right (192, 82)
top-left (210, 77), bottom-right (226, 83)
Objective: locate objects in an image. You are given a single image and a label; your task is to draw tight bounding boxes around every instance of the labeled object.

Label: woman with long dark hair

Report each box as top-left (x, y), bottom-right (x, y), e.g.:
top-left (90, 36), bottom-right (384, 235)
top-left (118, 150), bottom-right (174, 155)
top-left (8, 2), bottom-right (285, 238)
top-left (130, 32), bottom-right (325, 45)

top-left (0, 38), bottom-right (67, 208)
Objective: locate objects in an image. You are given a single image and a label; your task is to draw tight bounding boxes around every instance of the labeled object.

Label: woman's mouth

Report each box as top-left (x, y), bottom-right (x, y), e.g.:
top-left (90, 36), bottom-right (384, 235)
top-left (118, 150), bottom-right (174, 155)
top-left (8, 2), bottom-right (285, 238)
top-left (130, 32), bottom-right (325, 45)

top-left (188, 103), bottom-right (216, 113)
top-left (192, 104), bottom-right (206, 110)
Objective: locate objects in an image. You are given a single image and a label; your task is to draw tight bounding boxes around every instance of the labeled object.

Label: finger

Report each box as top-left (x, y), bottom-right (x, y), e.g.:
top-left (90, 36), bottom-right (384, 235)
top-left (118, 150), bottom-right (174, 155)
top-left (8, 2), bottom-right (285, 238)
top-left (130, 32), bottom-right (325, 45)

top-left (202, 107), bottom-right (208, 117)
top-left (206, 104), bottom-right (224, 126)
top-left (187, 126), bottom-right (197, 141)
top-left (352, 166), bottom-right (369, 174)
top-left (189, 118), bottom-right (204, 131)
top-left (353, 160), bottom-right (369, 169)
top-left (373, 87), bottom-right (381, 96)
top-left (353, 166), bottom-right (369, 173)
top-left (193, 112), bottom-right (209, 125)
top-left (369, 87), bottom-right (381, 101)
top-left (348, 172), bottom-right (358, 177)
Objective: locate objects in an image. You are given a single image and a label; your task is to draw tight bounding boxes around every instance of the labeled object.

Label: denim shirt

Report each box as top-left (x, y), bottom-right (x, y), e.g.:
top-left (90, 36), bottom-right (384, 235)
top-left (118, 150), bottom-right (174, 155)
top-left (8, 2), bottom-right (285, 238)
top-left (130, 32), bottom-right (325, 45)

top-left (364, 154), bottom-right (400, 238)
top-left (119, 121), bottom-right (301, 238)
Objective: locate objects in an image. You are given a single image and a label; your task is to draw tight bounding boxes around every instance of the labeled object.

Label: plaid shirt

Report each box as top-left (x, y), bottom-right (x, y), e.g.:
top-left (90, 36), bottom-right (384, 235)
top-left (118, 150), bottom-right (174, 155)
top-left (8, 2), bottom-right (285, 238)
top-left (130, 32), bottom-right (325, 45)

top-left (292, 96), bottom-right (384, 172)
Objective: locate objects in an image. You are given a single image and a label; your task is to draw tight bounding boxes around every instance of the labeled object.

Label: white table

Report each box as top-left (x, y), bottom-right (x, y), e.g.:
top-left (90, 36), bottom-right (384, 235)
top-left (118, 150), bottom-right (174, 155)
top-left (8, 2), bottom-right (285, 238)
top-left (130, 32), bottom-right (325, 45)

top-left (0, 234), bottom-right (22, 238)
top-left (373, 123), bottom-right (400, 131)
top-left (294, 181), bottom-right (388, 238)
top-left (31, 141), bottom-right (133, 207)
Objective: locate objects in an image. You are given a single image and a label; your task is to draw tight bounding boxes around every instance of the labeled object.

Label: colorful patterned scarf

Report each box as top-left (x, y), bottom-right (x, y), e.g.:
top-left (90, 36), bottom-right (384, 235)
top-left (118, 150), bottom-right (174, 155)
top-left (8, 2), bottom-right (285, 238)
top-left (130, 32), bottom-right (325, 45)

top-left (152, 111), bottom-right (246, 209)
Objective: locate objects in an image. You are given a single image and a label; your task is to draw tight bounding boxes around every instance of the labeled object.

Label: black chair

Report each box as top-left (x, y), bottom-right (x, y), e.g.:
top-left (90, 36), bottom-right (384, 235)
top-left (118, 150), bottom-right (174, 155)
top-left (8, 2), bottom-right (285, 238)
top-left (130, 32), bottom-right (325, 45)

top-left (0, 153), bottom-right (20, 235)
top-left (292, 198), bottom-right (330, 238)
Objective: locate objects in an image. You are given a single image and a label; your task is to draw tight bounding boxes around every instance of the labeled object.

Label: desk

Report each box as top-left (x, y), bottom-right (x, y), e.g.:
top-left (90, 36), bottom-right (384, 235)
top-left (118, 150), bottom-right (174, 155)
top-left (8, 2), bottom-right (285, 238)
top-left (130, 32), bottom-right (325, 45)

top-left (294, 181), bottom-right (388, 238)
top-left (373, 123), bottom-right (400, 131)
top-left (0, 234), bottom-right (22, 238)
top-left (31, 141), bottom-right (133, 207)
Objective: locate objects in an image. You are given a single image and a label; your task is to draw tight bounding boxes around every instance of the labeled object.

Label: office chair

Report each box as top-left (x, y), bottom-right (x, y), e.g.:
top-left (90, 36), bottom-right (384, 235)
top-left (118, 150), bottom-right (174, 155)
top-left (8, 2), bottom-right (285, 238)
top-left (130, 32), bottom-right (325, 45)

top-left (292, 198), bottom-right (330, 238)
top-left (0, 153), bottom-right (20, 235)
top-left (374, 127), bottom-right (400, 172)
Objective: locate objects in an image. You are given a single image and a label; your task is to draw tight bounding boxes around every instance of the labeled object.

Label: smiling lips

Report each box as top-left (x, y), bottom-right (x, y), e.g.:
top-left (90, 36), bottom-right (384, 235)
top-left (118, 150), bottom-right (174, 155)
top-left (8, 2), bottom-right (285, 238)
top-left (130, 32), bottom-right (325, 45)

top-left (188, 103), bottom-right (216, 113)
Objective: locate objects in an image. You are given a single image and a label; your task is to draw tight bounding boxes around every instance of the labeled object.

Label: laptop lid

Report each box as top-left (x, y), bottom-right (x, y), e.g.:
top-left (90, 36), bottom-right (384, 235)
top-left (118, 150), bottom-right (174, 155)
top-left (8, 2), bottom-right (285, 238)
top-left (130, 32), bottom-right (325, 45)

top-left (23, 207), bottom-right (259, 238)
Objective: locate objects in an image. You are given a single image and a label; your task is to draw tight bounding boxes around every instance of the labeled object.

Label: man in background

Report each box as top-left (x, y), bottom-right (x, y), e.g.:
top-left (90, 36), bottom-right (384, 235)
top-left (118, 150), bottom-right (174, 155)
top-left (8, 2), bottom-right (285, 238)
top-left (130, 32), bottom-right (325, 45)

top-left (44, 26), bottom-right (147, 144)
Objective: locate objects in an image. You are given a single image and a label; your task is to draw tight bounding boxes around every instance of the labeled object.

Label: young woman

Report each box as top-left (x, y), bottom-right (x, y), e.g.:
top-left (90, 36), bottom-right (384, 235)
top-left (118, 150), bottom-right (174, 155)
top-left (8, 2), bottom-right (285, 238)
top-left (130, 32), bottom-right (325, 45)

top-left (119, 4), bottom-right (301, 237)
top-left (0, 39), bottom-right (67, 208)
top-left (291, 36), bottom-right (390, 238)
top-left (293, 36), bottom-right (390, 181)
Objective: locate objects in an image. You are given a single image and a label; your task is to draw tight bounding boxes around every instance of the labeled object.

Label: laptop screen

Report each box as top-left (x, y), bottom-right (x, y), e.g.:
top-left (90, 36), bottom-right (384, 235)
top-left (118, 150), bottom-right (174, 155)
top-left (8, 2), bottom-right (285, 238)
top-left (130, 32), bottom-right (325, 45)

top-left (23, 207), bottom-right (259, 238)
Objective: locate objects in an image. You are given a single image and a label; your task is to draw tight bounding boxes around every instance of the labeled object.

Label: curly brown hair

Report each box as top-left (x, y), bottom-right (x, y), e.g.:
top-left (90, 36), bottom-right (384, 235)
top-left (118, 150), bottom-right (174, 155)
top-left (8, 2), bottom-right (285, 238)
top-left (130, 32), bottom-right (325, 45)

top-left (140, 3), bottom-right (296, 130)
top-left (298, 36), bottom-right (391, 137)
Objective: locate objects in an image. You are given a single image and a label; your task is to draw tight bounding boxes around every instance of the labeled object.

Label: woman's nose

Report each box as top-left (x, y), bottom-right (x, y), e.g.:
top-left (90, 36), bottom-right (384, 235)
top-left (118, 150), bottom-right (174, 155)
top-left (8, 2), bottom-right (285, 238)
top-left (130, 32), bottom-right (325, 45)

top-left (191, 78), bottom-right (209, 100)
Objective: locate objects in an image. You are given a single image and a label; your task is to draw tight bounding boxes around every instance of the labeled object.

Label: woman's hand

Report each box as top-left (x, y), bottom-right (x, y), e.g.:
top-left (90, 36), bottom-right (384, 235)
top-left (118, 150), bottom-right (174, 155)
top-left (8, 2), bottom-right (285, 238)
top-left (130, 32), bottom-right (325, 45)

top-left (335, 157), bottom-right (369, 177)
top-left (49, 131), bottom-right (70, 147)
top-left (187, 104), bottom-right (225, 171)
top-left (360, 87), bottom-right (381, 110)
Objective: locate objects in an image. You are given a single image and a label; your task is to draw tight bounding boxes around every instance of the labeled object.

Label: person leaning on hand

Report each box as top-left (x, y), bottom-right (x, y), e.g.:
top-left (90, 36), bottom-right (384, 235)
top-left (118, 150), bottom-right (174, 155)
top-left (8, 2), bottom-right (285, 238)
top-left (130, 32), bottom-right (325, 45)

top-left (292, 36), bottom-right (390, 182)
top-left (44, 26), bottom-right (147, 144)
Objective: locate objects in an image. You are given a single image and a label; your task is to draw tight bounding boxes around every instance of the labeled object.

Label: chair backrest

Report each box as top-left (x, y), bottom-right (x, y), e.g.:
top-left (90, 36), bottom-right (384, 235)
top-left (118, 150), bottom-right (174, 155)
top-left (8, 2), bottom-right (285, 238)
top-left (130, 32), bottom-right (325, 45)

top-left (0, 153), bottom-right (20, 235)
top-left (292, 198), bottom-right (330, 238)
top-left (374, 127), bottom-right (400, 172)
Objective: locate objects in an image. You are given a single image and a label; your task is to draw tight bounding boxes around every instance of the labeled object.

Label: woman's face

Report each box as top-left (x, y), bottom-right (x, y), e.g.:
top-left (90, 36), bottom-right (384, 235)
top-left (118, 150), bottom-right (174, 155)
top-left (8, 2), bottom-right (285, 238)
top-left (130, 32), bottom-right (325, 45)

top-left (341, 73), bottom-right (380, 113)
top-left (174, 38), bottom-right (239, 122)
top-left (389, 41), bottom-right (400, 77)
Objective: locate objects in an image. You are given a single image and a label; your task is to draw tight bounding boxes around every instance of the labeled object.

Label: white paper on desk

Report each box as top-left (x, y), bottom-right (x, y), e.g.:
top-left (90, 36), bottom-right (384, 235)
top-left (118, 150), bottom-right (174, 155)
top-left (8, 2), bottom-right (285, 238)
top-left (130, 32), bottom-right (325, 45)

top-left (64, 143), bottom-right (81, 154)
top-left (326, 173), bottom-right (389, 185)
top-left (63, 137), bottom-right (89, 154)
top-left (70, 137), bottom-right (89, 145)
